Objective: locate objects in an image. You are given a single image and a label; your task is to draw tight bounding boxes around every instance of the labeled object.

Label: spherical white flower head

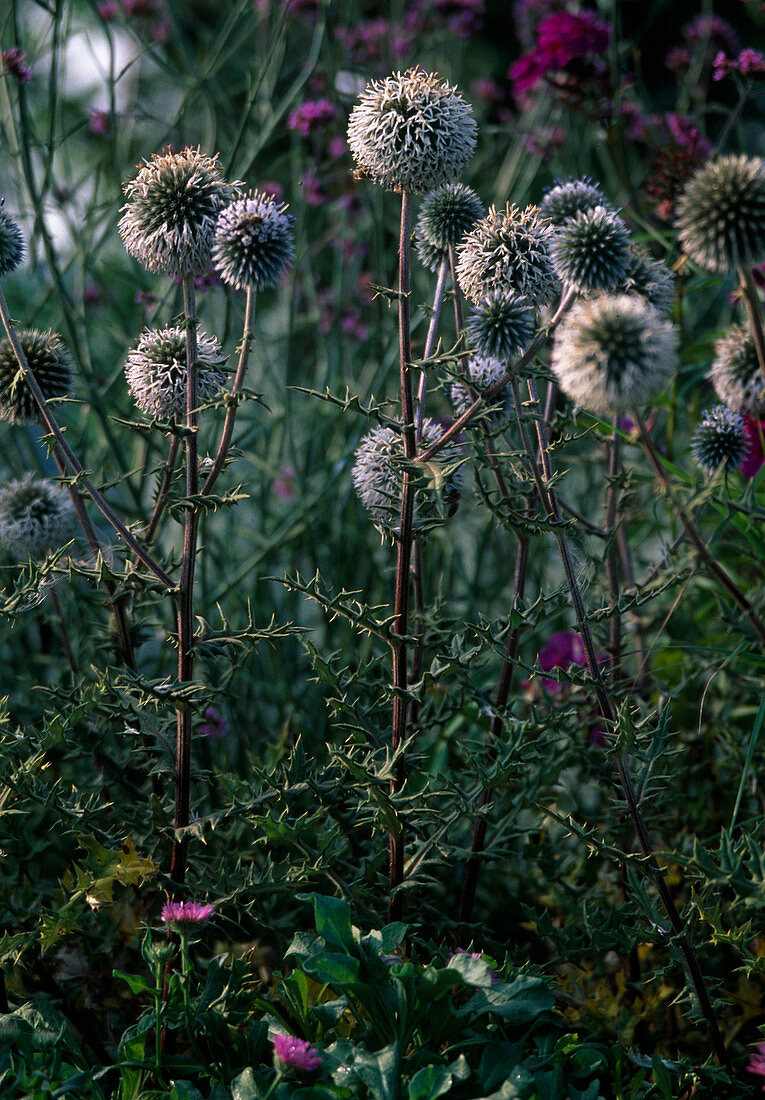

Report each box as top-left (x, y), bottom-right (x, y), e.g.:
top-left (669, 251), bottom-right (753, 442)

top-left (451, 355), bottom-right (512, 427)
top-left (550, 206), bottom-right (632, 294)
top-left (119, 148), bottom-right (240, 276)
top-left (619, 245), bottom-right (675, 313)
top-left (676, 154), bottom-right (765, 273)
top-left (125, 326), bottom-right (227, 420)
top-left (465, 291), bottom-right (535, 360)
top-left (456, 204), bottom-right (559, 309)
top-left (539, 179), bottom-right (611, 226)
top-left (352, 420), bottom-right (462, 535)
top-left (0, 208), bottom-right (24, 276)
top-left (551, 295), bottom-right (677, 417)
top-left (0, 328), bottom-right (73, 425)
top-left (0, 476), bottom-right (76, 561)
top-left (213, 190), bottom-right (295, 290)
top-left (347, 68), bottom-right (478, 194)
top-left (691, 405), bottom-right (749, 474)
top-left (414, 182), bottom-right (483, 272)
top-left (709, 325), bottom-right (765, 415)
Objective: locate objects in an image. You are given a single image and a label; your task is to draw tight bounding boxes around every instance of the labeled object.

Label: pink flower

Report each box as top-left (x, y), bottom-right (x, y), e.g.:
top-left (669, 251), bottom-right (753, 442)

top-left (273, 465), bottom-right (296, 499)
top-left (301, 170), bottom-right (324, 206)
top-left (260, 180), bottom-right (284, 203)
top-left (682, 13), bottom-right (739, 53)
top-left (97, 0), bottom-right (120, 18)
top-left (88, 108), bottom-right (111, 136)
top-left (663, 112), bottom-right (712, 156)
top-left (161, 900), bottom-right (215, 925)
top-left (287, 97), bottom-right (336, 137)
top-left (665, 46), bottom-right (691, 73)
top-left (470, 77), bottom-right (503, 103)
top-left (748, 1041), bottom-right (765, 1087)
top-left (198, 706), bottom-right (228, 740)
top-left (272, 1034), bottom-right (322, 1072)
top-left (739, 417), bottom-right (765, 480)
top-left (328, 136), bottom-right (347, 159)
top-left (508, 9), bottom-right (610, 99)
top-left (2, 47), bottom-right (33, 85)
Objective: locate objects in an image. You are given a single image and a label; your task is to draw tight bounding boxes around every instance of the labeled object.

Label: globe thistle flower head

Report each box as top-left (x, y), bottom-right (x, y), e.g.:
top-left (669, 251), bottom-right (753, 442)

top-left (451, 354), bottom-right (512, 428)
top-left (619, 244), bottom-right (675, 313)
top-left (212, 190), bottom-right (295, 290)
top-left (550, 206), bottom-right (632, 294)
top-left (0, 329), bottom-right (73, 424)
top-left (119, 148), bottom-right (240, 276)
top-left (551, 294), bottom-right (677, 417)
top-left (161, 900), bottom-right (215, 926)
top-left (691, 405), bottom-right (749, 473)
top-left (0, 207), bottom-right (24, 276)
top-left (676, 154), bottom-right (765, 272)
top-left (465, 290), bottom-right (535, 359)
top-left (272, 1034), bottom-right (322, 1074)
top-left (709, 324), bottom-right (765, 414)
top-left (125, 326), bottom-right (227, 420)
top-left (456, 203), bottom-right (559, 309)
top-left (539, 178), bottom-right (611, 226)
top-left (414, 183), bottom-right (483, 271)
top-left (347, 68), bottom-right (478, 193)
top-left (0, 477), bottom-right (76, 561)
top-left (352, 420), bottom-right (462, 536)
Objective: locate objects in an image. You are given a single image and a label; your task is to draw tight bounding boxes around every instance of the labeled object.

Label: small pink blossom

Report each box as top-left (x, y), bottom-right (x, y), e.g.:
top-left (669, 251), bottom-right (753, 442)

top-left (328, 136), bottom-right (347, 159)
top-left (2, 47), bottom-right (33, 86)
top-left (287, 97), bottom-right (336, 137)
top-left (273, 465), bottom-right (296, 499)
top-left (260, 180), bottom-right (284, 203)
top-left (161, 900), bottom-right (215, 925)
top-left (470, 77), bottom-right (503, 103)
top-left (508, 9), bottom-right (610, 99)
top-left (198, 706), bottom-right (228, 740)
top-left (748, 1041), bottom-right (765, 1088)
top-left (301, 170), bottom-right (324, 206)
top-left (272, 1033), bottom-right (322, 1072)
top-left (97, 0), bottom-right (120, 18)
top-left (88, 108), bottom-right (111, 136)
top-left (739, 417), bottom-right (765, 480)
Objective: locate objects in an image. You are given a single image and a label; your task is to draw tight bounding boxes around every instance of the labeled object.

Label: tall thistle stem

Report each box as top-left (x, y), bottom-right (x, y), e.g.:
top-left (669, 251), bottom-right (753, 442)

top-left (738, 265), bottom-right (765, 380)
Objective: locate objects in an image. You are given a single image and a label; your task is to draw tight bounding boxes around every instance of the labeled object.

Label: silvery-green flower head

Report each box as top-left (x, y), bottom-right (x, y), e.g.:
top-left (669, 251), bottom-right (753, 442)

top-left (0, 329), bottom-right (73, 424)
top-left (119, 148), bottom-right (240, 276)
top-left (0, 207), bottom-right (24, 276)
top-left (539, 179), bottom-right (612, 226)
top-left (456, 203), bottom-right (559, 309)
top-left (352, 420), bottom-right (462, 536)
top-left (0, 476), bottom-right (76, 561)
top-left (550, 206), bottom-right (632, 294)
top-left (691, 405), bottom-right (749, 473)
top-left (709, 325), bottom-right (765, 414)
top-left (465, 290), bottom-right (535, 360)
top-left (125, 326), bottom-right (227, 420)
top-left (213, 190), bottom-right (295, 290)
top-left (450, 354), bottom-right (512, 428)
top-left (551, 294), bottom-right (677, 417)
top-left (676, 154), bottom-right (765, 272)
top-left (618, 245), bottom-right (675, 313)
top-left (414, 183), bottom-right (483, 272)
top-left (347, 68), bottom-right (478, 194)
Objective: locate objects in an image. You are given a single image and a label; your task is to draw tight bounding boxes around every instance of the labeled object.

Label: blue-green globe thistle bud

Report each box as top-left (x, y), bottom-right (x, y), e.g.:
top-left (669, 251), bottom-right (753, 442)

top-left (619, 245), bottom-right (675, 313)
top-left (691, 405), bottom-right (749, 473)
top-left (550, 206), bottom-right (631, 294)
top-left (465, 290), bottom-right (535, 359)
top-left (450, 355), bottom-right (512, 428)
top-left (352, 420), bottom-right (462, 535)
top-left (551, 295), bottom-right (677, 417)
top-left (539, 179), bottom-right (612, 226)
top-left (709, 325), bottom-right (765, 415)
top-left (347, 68), bottom-right (478, 194)
top-left (0, 476), bottom-right (76, 560)
top-left (212, 190), bottom-right (295, 290)
top-left (125, 326), bottom-right (227, 420)
top-left (119, 148), bottom-right (240, 276)
top-left (456, 203), bottom-right (559, 309)
top-left (414, 183), bottom-right (483, 272)
top-left (676, 154), bottom-right (765, 273)
top-left (0, 329), bottom-right (73, 424)
top-left (0, 208), bottom-right (24, 276)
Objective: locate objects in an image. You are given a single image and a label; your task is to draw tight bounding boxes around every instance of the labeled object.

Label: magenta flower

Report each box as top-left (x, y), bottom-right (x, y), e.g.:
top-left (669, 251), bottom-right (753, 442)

top-left (287, 98), bottom-right (336, 137)
top-left (508, 9), bottom-right (610, 98)
top-left (198, 705), bottom-right (228, 740)
top-left (272, 1033), bottom-right (322, 1072)
top-left (88, 108), bottom-right (111, 136)
top-left (2, 47), bottom-right (33, 86)
top-left (97, 0), bottom-right (120, 18)
top-left (739, 417), bottom-right (765, 480)
top-left (538, 630), bottom-right (588, 691)
top-left (749, 1042), bottom-right (765, 1088)
top-left (714, 48), bottom-right (765, 81)
top-left (682, 13), bottom-right (739, 53)
top-left (161, 900), bottom-right (215, 925)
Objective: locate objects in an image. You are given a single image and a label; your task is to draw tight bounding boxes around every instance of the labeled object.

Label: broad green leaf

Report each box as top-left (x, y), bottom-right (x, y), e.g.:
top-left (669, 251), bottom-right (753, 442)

top-left (298, 893), bottom-right (357, 953)
top-left (456, 975), bottom-right (554, 1024)
top-left (408, 1064), bottom-right (453, 1100)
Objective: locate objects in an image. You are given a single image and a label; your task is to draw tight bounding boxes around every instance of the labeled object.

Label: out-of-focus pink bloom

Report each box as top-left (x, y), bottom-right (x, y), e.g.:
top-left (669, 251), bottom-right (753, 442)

top-left (739, 417), bottom-right (765, 479)
top-left (301, 170), bottom-right (324, 206)
top-left (199, 706), bottom-right (228, 740)
top-left (340, 309), bottom-right (369, 341)
top-left (471, 77), bottom-right (503, 103)
top-left (538, 631), bottom-right (588, 691)
top-left (273, 465), bottom-right (296, 499)
top-left (713, 48), bottom-right (765, 81)
top-left (512, 0), bottom-right (558, 48)
top-left (260, 180), bottom-right (284, 202)
top-left (161, 900), bottom-right (215, 925)
top-left (84, 284), bottom-right (106, 306)
top-left (748, 1042), bottom-right (765, 1089)
top-left (682, 13), bottom-right (739, 53)
top-left (663, 112), bottom-right (712, 156)
top-left (272, 1034), bottom-right (322, 1072)
top-left (2, 47), bottom-right (33, 85)
top-left (135, 289), bottom-right (157, 312)
top-left (509, 9), bottom-right (610, 99)
top-left (523, 124), bottom-right (566, 162)
top-left (665, 46), bottom-right (691, 73)
top-left (287, 98), bottom-right (336, 137)
top-left (88, 108), bottom-right (111, 136)
top-left (97, 0), bottom-right (120, 19)
top-left (328, 136), bottom-right (346, 159)
top-left (122, 0), bottom-right (161, 15)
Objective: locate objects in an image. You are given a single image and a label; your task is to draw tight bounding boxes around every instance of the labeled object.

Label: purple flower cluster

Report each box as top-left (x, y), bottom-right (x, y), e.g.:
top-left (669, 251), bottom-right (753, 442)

top-left (713, 49), bottom-right (765, 81)
top-left (161, 900), bottom-right (215, 925)
top-left (749, 1042), bottom-right (765, 1089)
top-left (272, 1033), bottom-right (322, 1072)
top-left (287, 98), bottom-right (336, 137)
top-left (509, 9), bottom-right (611, 100)
top-left (741, 416), bottom-right (765, 479)
top-left (198, 705), bottom-right (228, 740)
top-left (334, 19), bottom-right (410, 65)
top-left (2, 47), bottom-right (33, 86)
top-left (537, 631), bottom-right (588, 692)
top-left (682, 13), bottom-right (739, 53)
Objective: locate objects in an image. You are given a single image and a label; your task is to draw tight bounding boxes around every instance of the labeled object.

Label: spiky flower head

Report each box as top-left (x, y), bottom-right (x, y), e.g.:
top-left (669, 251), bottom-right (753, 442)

top-left (0, 329), bottom-right (73, 424)
top-left (125, 326), bottom-right (227, 420)
top-left (676, 154), bottom-right (765, 272)
top-left (414, 183), bottom-right (483, 271)
top-left (451, 355), bottom-right (512, 427)
top-left (691, 405), bottom-right (749, 473)
top-left (0, 206), bottom-right (24, 276)
top-left (618, 244), bottom-right (675, 312)
top-left (549, 206), bottom-right (632, 294)
top-left (456, 203), bottom-right (559, 309)
top-left (272, 1034), bottom-right (322, 1074)
top-left (709, 324), bottom-right (765, 414)
top-left (0, 477), bottom-right (76, 561)
top-left (161, 900), bottom-right (215, 926)
top-left (539, 178), bottom-right (611, 226)
top-left (465, 291), bottom-right (535, 359)
top-left (347, 68), bottom-right (478, 193)
top-left (119, 148), bottom-right (239, 276)
top-left (551, 294), bottom-right (677, 416)
top-left (212, 190), bottom-right (295, 290)
top-left (352, 420), bottom-right (462, 535)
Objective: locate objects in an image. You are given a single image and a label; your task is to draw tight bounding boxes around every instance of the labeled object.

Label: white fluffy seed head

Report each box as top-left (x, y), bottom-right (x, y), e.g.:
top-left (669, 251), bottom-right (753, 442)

top-left (0, 476), bottom-right (76, 561)
top-left (125, 326), bottom-right (227, 420)
top-left (212, 190), bottom-right (295, 290)
top-left (0, 328), bottom-right (73, 425)
top-left (618, 245), bottom-right (676, 313)
top-left (347, 68), bottom-right (478, 194)
top-left (676, 154), bottom-right (765, 273)
top-left (709, 325), bottom-right (765, 415)
top-left (456, 203), bottom-right (559, 309)
top-left (551, 294), bottom-right (678, 417)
